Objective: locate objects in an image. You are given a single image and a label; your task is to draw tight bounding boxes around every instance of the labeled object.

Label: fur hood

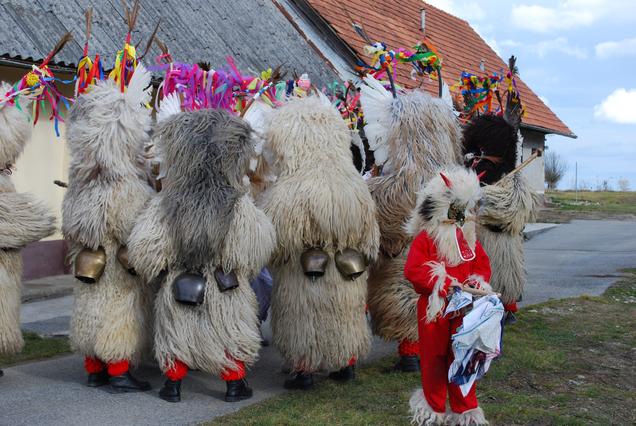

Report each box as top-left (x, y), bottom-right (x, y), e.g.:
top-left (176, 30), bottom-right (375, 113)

top-left (154, 108), bottom-right (255, 270)
top-left (407, 166), bottom-right (482, 265)
top-left (0, 82), bottom-right (32, 167)
top-left (65, 64), bottom-right (152, 186)
top-left (263, 96), bottom-right (353, 176)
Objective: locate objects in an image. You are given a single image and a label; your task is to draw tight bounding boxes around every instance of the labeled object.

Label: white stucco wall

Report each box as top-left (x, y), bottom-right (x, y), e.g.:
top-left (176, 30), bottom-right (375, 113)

top-left (519, 128), bottom-right (546, 194)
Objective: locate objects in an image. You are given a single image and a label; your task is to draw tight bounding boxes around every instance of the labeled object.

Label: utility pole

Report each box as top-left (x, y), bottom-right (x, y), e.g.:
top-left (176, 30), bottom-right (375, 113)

top-left (575, 161), bottom-right (578, 202)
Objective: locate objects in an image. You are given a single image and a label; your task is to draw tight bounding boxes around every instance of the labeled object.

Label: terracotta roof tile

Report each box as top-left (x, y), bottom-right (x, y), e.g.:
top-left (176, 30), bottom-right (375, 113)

top-left (304, 0), bottom-right (575, 137)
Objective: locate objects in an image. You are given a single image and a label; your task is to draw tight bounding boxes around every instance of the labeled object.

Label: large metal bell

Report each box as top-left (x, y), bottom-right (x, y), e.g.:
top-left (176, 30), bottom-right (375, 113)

top-left (75, 247), bottom-right (107, 284)
top-left (335, 248), bottom-right (367, 280)
top-left (214, 268), bottom-right (239, 293)
top-left (116, 245), bottom-right (136, 275)
top-left (300, 248), bottom-right (329, 278)
top-left (172, 272), bottom-right (206, 306)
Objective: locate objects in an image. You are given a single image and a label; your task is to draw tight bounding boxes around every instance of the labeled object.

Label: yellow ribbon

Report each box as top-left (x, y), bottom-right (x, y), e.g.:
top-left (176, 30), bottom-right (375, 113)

top-left (108, 43), bottom-right (137, 89)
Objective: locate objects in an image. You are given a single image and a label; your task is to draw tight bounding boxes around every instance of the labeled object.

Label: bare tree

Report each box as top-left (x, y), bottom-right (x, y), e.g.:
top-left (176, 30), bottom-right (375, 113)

top-left (544, 151), bottom-right (568, 190)
top-left (618, 178), bottom-right (631, 192)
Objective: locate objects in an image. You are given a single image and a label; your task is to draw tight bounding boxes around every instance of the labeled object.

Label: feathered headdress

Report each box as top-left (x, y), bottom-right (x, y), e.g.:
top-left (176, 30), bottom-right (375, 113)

top-left (461, 56), bottom-right (525, 184)
top-left (0, 32), bottom-right (74, 136)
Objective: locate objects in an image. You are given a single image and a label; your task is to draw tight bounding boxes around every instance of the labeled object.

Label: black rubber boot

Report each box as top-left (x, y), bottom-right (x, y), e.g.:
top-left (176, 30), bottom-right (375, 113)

top-left (283, 372), bottom-right (314, 390)
top-left (328, 365), bottom-right (356, 382)
top-left (107, 372), bottom-right (151, 393)
top-left (225, 378), bottom-right (253, 402)
top-left (159, 379), bottom-right (181, 403)
top-left (86, 370), bottom-right (110, 387)
top-left (394, 355), bottom-right (420, 373)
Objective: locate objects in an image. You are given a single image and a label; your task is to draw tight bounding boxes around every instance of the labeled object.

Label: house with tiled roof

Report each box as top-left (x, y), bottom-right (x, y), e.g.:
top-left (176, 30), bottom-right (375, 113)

top-left (277, 0), bottom-right (576, 194)
top-left (0, 0), bottom-right (339, 280)
top-left (1, 0), bottom-right (570, 279)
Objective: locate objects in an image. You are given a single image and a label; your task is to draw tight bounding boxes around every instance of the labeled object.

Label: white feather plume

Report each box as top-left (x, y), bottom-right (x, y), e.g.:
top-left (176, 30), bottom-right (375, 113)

top-left (125, 62), bottom-right (152, 106)
top-left (156, 92), bottom-right (182, 123)
top-left (360, 75), bottom-right (393, 166)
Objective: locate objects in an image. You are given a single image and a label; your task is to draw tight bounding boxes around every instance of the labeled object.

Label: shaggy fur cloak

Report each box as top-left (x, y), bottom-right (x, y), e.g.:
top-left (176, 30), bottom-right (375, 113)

top-left (478, 173), bottom-right (537, 305)
top-left (128, 108), bottom-right (275, 375)
top-left (462, 114), bottom-right (538, 306)
top-left (0, 85), bottom-right (55, 355)
top-left (362, 88), bottom-right (463, 343)
top-left (259, 96), bottom-right (380, 372)
top-left (62, 66), bottom-right (155, 363)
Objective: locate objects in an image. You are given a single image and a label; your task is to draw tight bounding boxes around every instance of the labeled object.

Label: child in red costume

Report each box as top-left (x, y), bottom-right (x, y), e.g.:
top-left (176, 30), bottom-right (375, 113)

top-left (405, 167), bottom-right (492, 425)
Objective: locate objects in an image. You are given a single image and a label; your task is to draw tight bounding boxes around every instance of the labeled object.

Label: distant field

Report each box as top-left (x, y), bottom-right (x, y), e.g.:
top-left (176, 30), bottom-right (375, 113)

top-left (546, 190), bottom-right (636, 215)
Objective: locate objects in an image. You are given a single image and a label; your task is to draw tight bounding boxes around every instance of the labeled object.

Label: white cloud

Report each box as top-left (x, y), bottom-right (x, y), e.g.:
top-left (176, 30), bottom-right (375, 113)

top-left (510, 0), bottom-right (633, 33)
top-left (595, 38), bottom-right (636, 58)
top-left (594, 89), bottom-right (636, 124)
top-left (534, 37), bottom-right (588, 59)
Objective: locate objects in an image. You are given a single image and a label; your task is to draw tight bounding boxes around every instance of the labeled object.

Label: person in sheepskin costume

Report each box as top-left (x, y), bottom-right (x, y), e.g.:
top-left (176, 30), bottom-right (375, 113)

top-left (405, 167), bottom-right (491, 426)
top-left (360, 76), bottom-right (463, 372)
top-left (462, 111), bottom-right (537, 323)
top-left (62, 64), bottom-right (155, 392)
top-left (260, 95), bottom-right (380, 390)
top-left (0, 85), bottom-right (56, 378)
top-left (128, 103), bottom-right (276, 403)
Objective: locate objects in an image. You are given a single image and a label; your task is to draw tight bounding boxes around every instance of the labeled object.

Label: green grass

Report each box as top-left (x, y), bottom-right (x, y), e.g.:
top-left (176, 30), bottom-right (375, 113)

top-left (211, 273), bottom-right (636, 426)
top-left (546, 190), bottom-right (636, 215)
top-left (0, 332), bottom-right (70, 367)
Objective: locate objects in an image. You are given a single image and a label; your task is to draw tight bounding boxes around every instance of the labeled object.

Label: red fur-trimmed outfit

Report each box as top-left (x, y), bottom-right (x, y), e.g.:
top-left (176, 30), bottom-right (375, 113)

top-left (405, 232), bottom-right (491, 420)
top-left (404, 167), bottom-right (492, 425)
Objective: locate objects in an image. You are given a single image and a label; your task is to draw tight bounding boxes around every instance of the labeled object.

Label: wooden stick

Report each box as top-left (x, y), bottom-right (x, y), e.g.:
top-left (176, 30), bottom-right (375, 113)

top-left (499, 149), bottom-right (542, 182)
top-left (461, 286), bottom-right (501, 297)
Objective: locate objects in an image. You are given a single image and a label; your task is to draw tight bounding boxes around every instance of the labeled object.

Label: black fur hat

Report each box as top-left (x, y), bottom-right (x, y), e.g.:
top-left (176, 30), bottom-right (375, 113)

top-left (462, 114), bottom-right (518, 185)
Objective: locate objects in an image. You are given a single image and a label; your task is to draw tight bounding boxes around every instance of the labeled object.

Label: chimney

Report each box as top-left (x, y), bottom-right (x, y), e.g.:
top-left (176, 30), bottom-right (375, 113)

top-left (420, 8), bottom-right (426, 36)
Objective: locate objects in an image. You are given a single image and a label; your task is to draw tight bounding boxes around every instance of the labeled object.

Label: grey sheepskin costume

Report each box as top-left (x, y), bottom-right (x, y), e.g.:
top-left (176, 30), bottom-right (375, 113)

top-left (0, 85), bottom-right (56, 377)
top-left (128, 106), bottom-right (275, 403)
top-left (360, 76), bottom-right (462, 371)
top-left (259, 96), bottom-right (380, 389)
top-left (62, 65), bottom-right (155, 391)
top-left (462, 114), bottom-right (538, 314)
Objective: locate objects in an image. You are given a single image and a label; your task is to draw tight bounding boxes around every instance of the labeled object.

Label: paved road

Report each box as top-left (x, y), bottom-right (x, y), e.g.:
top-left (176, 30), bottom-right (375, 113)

top-left (523, 219), bottom-right (636, 305)
top-left (4, 219), bottom-right (635, 425)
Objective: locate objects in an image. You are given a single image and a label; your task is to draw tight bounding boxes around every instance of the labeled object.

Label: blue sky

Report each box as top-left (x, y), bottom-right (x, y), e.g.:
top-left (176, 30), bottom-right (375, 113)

top-left (427, 0), bottom-right (636, 190)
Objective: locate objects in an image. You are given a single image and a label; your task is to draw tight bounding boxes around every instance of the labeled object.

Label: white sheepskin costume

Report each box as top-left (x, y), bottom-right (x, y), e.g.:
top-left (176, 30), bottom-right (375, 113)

top-left (62, 65), bottom-right (155, 365)
top-left (0, 84), bottom-right (56, 358)
top-left (259, 96), bottom-right (380, 373)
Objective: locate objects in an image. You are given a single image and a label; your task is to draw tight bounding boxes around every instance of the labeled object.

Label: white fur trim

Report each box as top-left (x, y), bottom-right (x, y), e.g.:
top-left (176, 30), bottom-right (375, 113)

top-left (445, 406), bottom-right (488, 425)
top-left (466, 274), bottom-right (491, 292)
top-left (425, 261), bottom-right (448, 323)
top-left (409, 388), bottom-right (445, 426)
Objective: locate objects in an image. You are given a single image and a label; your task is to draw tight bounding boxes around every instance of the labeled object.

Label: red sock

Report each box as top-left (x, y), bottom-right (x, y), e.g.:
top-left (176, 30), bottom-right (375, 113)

top-left (348, 356), bottom-right (357, 366)
top-left (107, 360), bottom-right (130, 377)
top-left (398, 339), bottom-right (420, 357)
top-left (165, 359), bottom-right (189, 381)
top-left (220, 359), bottom-right (246, 381)
top-left (505, 302), bottom-right (518, 313)
top-left (84, 356), bottom-right (106, 374)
